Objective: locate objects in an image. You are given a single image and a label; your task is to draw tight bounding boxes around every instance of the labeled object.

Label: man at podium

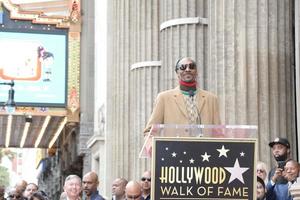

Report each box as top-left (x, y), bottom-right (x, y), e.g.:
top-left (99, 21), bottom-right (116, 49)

top-left (144, 57), bottom-right (221, 135)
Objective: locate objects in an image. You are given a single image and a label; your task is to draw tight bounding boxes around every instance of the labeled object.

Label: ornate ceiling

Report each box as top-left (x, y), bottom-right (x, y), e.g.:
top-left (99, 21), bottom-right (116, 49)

top-left (12, 0), bottom-right (69, 16)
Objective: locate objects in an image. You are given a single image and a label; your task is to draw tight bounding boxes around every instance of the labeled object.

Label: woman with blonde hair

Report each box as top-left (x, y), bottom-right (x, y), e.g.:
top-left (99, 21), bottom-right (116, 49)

top-left (257, 161), bottom-right (269, 184)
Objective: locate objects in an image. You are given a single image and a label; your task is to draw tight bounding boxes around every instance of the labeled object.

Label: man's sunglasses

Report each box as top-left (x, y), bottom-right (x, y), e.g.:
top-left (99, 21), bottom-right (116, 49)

top-left (141, 177), bottom-right (151, 182)
top-left (257, 169), bottom-right (265, 173)
top-left (8, 195), bottom-right (21, 199)
top-left (178, 63), bottom-right (196, 71)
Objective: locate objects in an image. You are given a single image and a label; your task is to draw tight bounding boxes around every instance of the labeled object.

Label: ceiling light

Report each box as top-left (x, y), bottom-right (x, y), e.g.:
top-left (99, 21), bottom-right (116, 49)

top-left (35, 115), bottom-right (51, 148)
top-left (20, 122), bottom-right (31, 148)
top-left (48, 117), bottom-right (67, 148)
top-left (5, 115), bottom-right (13, 147)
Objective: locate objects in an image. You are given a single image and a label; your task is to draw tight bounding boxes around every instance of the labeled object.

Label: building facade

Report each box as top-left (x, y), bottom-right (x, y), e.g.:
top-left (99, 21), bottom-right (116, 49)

top-left (90, 0), bottom-right (298, 198)
top-left (23, 0), bottom-right (300, 199)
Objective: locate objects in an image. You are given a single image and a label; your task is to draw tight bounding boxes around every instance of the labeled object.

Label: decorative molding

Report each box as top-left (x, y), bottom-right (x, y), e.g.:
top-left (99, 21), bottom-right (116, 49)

top-left (0, 0), bottom-right (71, 28)
top-left (67, 32), bottom-right (81, 118)
top-left (130, 61), bottom-right (161, 71)
top-left (86, 135), bottom-right (105, 149)
top-left (160, 17), bottom-right (208, 31)
top-left (0, 107), bottom-right (67, 116)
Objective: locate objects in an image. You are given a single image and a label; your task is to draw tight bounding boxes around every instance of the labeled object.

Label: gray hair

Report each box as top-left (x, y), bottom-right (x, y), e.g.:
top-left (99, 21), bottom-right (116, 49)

top-left (64, 174), bottom-right (81, 186)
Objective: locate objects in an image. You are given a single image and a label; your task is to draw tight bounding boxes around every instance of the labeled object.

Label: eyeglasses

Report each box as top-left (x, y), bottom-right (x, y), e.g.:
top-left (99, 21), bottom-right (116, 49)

top-left (257, 169), bottom-right (265, 173)
top-left (178, 63), bottom-right (196, 71)
top-left (8, 195), bottom-right (21, 199)
top-left (141, 177), bottom-right (151, 182)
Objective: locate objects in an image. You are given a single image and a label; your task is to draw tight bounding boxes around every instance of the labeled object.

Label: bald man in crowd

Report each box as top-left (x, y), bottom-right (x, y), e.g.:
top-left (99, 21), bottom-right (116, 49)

top-left (15, 180), bottom-right (27, 194)
top-left (125, 181), bottom-right (143, 200)
top-left (112, 177), bottom-right (128, 200)
top-left (140, 171), bottom-right (151, 200)
top-left (82, 171), bottom-right (105, 200)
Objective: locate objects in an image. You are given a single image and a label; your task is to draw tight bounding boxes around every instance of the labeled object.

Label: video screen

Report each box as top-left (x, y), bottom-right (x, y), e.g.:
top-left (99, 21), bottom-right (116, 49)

top-left (0, 31), bottom-right (67, 107)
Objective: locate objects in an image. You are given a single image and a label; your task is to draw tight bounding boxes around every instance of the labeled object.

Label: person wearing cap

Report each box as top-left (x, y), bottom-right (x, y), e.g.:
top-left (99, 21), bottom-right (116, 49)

top-left (144, 57), bottom-right (221, 135)
top-left (266, 159), bottom-right (300, 200)
top-left (268, 137), bottom-right (291, 184)
top-left (257, 176), bottom-right (267, 200)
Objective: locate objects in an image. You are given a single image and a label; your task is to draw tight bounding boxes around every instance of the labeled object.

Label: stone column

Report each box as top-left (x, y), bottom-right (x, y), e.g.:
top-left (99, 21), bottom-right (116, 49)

top-left (208, 0), bottom-right (295, 165)
top-left (79, 0), bottom-right (95, 172)
top-left (106, 1), bottom-right (132, 192)
top-left (106, 0), bottom-right (161, 188)
top-left (159, 0), bottom-right (208, 89)
top-left (129, 0), bottom-right (161, 179)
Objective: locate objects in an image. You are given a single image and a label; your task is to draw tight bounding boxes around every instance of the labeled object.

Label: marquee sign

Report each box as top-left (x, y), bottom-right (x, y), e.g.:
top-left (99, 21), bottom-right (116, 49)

top-left (152, 137), bottom-right (257, 200)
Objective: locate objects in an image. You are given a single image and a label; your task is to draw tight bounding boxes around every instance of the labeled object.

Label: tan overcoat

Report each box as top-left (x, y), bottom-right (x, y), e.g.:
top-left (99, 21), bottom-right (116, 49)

top-left (144, 86), bottom-right (221, 134)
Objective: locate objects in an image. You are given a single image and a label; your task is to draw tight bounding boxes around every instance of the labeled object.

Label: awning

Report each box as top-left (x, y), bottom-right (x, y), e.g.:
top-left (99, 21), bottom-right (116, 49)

top-left (0, 114), bottom-right (67, 148)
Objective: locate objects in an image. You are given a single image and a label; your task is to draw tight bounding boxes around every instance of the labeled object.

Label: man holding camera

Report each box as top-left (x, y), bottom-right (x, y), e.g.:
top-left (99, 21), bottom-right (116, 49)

top-left (266, 159), bottom-right (300, 200)
top-left (268, 137), bottom-right (291, 184)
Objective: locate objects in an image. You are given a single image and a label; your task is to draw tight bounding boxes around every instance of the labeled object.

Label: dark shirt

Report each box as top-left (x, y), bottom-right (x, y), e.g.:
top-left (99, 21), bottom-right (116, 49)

top-left (85, 191), bottom-right (105, 200)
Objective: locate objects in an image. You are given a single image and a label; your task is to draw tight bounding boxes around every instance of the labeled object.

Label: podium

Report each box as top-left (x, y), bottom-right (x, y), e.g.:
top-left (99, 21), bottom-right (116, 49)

top-left (140, 124), bottom-right (258, 200)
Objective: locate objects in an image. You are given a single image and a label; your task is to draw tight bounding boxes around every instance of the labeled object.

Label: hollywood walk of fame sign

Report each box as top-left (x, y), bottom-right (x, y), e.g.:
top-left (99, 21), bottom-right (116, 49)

top-left (152, 137), bottom-right (257, 200)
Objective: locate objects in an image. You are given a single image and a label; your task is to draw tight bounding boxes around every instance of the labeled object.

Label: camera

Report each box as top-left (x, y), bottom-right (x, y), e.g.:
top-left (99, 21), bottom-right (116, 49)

top-left (277, 161), bottom-right (286, 170)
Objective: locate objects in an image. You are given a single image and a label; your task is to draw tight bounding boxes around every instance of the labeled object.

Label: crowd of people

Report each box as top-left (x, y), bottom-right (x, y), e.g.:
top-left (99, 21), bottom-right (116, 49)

top-left (256, 137), bottom-right (300, 200)
top-left (0, 170), bottom-right (151, 200)
top-left (0, 181), bottom-right (47, 200)
top-left (0, 137), bottom-right (299, 200)
top-left (1, 141), bottom-right (298, 200)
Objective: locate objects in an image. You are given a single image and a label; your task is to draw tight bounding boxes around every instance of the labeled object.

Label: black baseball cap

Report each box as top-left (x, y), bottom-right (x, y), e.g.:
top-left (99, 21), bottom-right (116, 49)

top-left (269, 137), bottom-right (290, 149)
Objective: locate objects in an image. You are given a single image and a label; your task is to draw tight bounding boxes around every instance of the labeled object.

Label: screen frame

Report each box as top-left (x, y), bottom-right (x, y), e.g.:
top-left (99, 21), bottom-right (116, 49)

top-left (0, 17), bottom-right (68, 108)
